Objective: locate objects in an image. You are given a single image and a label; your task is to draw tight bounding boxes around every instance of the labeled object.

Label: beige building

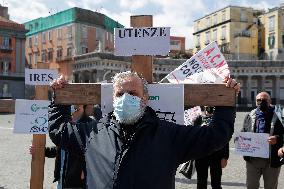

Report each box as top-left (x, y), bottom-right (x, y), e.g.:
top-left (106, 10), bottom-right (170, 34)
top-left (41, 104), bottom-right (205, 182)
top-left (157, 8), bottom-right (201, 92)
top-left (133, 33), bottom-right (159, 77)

top-left (260, 4), bottom-right (284, 60)
top-left (193, 6), bottom-right (262, 60)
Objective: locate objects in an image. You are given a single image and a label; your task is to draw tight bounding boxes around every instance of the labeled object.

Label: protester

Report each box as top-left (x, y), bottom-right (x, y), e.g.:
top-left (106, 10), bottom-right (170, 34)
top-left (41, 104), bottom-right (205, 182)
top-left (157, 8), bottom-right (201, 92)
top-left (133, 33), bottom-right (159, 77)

top-left (242, 91), bottom-right (284, 189)
top-left (194, 106), bottom-right (229, 189)
top-left (49, 71), bottom-right (240, 189)
top-left (29, 104), bottom-right (93, 189)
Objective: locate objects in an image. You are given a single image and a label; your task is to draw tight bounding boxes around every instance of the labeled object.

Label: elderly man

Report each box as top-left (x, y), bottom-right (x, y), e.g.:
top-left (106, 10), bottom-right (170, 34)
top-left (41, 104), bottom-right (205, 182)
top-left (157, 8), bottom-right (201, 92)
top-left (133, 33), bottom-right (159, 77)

top-left (242, 91), bottom-right (284, 189)
top-left (49, 71), bottom-right (239, 189)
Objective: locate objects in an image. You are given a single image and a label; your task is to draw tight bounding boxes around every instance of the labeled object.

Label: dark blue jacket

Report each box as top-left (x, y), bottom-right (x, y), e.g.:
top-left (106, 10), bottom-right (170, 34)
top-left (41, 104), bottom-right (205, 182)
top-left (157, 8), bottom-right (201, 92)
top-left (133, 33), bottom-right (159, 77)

top-left (49, 105), bottom-right (235, 189)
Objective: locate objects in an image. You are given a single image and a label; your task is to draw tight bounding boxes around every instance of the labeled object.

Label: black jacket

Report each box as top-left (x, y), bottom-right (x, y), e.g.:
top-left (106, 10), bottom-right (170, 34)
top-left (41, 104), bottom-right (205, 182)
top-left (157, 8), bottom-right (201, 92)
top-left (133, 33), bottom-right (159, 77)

top-left (242, 107), bottom-right (284, 168)
top-left (49, 104), bottom-right (94, 188)
top-left (194, 115), bottom-right (230, 160)
top-left (49, 104), bottom-right (235, 189)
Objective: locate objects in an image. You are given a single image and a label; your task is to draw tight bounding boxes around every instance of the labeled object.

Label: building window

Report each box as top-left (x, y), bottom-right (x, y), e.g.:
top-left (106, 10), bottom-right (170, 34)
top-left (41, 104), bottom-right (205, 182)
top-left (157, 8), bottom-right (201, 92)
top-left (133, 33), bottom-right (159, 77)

top-left (41, 50), bottom-right (47, 62)
top-left (28, 37), bottom-right (32, 47)
top-left (57, 47), bottom-right (63, 58)
top-left (212, 29), bottom-right (217, 41)
top-left (34, 35), bottom-right (38, 46)
top-left (205, 31), bottom-right (210, 44)
top-left (268, 35), bottom-right (275, 49)
top-left (195, 35), bottom-right (200, 47)
top-left (269, 16), bottom-right (275, 32)
top-left (67, 25), bottom-right (72, 41)
top-left (282, 32), bottom-right (284, 48)
top-left (82, 46), bottom-right (88, 54)
top-left (2, 37), bottom-right (10, 49)
top-left (29, 24), bottom-right (33, 31)
top-left (42, 32), bottom-right (46, 43)
top-left (48, 49), bottom-right (53, 61)
top-left (2, 83), bottom-right (10, 97)
top-left (34, 52), bottom-right (39, 64)
top-left (240, 9), bottom-right (247, 22)
top-left (35, 22), bottom-right (39, 30)
top-left (57, 28), bottom-right (62, 39)
top-left (206, 17), bottom-right (211, 27)
top-left (221, 26), bottom-right (226, 39)
top-left (213, 14), bottom-right (218, 25)
top-left (2, 61), bottom-right (10, 74)
top-left (28, 54), bottom-right (32, 64)
top-left (48, 31), bottom-right (52, 41)
top-left (82, 26), bottom-right (87, 38)
top-left (222, 10), bottom-right (226, 21)
top-left (67, 47), bottom-right (72, 57)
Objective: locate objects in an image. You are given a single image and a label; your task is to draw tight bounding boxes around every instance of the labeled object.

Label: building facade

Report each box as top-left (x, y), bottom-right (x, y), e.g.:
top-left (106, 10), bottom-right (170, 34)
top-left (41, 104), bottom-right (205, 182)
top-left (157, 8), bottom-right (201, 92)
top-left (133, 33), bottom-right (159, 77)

top-left (193, 6), bottom-right (261, 60)
top-left (24, 7), bottom-right (123, 78)
top-left (261, 4), bottom-right (284, 60)
top-left (170, 36), bottom-right (185, 55)
top-left (0, 5), bottom-right (27, 99)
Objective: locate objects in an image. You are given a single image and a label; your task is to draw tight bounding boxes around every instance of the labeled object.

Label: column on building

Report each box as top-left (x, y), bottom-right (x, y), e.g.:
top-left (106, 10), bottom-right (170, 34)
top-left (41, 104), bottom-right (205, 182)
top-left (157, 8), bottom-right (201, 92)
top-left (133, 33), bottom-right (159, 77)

top-left (274, 75), bottom-right (280, 104)
top-left (91, 70), bottom-right (97, 83)
top-left (96, 70), bottom-right (104, 82)
top-left (258, 75), bottom-right (266, 92)
top-left (246, 75), bottom-right (252, 105)
top-left (78, 72), bottom-right (84, 83)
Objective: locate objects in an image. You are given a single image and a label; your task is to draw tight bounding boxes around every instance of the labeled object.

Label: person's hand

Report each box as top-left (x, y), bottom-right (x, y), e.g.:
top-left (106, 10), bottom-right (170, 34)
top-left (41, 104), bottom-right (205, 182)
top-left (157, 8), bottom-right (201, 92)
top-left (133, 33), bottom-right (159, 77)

top-left (29, 144), bottom-right (35, 155)
top-left (50, 75), bottom-right (68, 90)
top-left (72, 105), bottom-right (84, 122)
top-left (223, 76), bottom-right (240, 95)
top-left (268, 136), bottom-right (277, 145)
top-left (278, 147), bottom-right (284, 157)
top-left (221, 158), bottom-right (228, 168)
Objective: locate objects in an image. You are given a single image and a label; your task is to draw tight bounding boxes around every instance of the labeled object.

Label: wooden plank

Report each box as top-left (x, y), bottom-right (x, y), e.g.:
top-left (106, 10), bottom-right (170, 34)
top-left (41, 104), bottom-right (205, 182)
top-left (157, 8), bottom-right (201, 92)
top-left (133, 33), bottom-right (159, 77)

top-left (130, 15), bottom-right (153, 83)
top-left (30, 63), bottom-right (48, 189)
top-left (54, 83), bottom-right (236, 106)
top-left (54, 83), bottom-right (101, 105)
top-left (184, 84), bottom-right (236, 106)
top-left (0, 99), bottom-right (15, 113)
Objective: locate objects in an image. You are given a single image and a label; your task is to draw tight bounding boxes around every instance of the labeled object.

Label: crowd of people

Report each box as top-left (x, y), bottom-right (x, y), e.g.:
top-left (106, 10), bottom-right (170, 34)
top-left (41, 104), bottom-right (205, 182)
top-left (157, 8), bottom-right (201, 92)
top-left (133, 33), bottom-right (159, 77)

top-left (28, 71), bottom-right (284, 189)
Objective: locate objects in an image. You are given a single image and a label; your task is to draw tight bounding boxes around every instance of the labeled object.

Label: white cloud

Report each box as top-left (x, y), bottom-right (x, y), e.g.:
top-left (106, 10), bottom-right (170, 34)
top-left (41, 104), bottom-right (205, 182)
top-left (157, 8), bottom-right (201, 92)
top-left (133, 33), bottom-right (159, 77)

top-left (8, 0), bottom-right (50, 23)
top-left (119, 0), bottom-right (151, 10)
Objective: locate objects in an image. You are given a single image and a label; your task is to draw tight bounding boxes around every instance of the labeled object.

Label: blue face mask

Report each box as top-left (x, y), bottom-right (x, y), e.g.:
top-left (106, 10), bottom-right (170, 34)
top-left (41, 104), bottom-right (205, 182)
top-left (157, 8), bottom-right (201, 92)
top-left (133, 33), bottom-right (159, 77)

top-left (113, 93), bottom-right (145, 125)
top-left (70, 105), bottom-right (76, 114)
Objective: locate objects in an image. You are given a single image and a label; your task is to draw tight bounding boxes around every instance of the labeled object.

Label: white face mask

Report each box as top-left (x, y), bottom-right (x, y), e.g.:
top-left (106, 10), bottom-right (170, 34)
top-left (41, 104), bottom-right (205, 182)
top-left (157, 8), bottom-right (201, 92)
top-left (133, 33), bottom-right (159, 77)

top-left (113, 93), bottom-right (146, 125)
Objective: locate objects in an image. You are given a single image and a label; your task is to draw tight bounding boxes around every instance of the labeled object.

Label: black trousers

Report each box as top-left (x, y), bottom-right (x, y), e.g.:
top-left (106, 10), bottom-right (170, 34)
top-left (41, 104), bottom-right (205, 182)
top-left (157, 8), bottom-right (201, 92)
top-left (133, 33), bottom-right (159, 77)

top-left (195, 156), bottom-right (222, 189)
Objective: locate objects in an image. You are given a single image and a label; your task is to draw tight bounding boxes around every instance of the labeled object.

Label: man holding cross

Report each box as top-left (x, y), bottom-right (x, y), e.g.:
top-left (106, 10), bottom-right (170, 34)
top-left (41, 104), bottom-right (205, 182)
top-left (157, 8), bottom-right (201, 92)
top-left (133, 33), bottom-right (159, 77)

top-left (49, 71), bottom-right (240, 189)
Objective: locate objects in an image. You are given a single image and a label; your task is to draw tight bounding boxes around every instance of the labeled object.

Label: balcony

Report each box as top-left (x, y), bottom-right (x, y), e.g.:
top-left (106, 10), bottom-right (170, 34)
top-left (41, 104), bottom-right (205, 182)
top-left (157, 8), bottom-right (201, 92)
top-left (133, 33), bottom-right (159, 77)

top-left (0, 45), bottom-right (13, 53)
top-left (56, 55), bottom-right (73, 63)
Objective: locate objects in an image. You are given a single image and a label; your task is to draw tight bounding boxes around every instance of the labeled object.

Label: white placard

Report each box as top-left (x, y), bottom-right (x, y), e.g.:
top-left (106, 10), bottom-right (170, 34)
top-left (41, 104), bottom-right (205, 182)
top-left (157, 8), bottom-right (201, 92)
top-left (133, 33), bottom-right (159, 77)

top-left (234, 132), bottom-right (269, 158)
top-left (184, 106), bottom-right (202, 126)
top-left (165, 41), bottom-right (230, 84)
top-left (101, 83), bottom-right (184, 125)
top-left (114, 27), bottom-right (170, 56)
top-left (14, 99), bottom-right (50, 134)
top-left (25, 68), bottom-right (58, 85)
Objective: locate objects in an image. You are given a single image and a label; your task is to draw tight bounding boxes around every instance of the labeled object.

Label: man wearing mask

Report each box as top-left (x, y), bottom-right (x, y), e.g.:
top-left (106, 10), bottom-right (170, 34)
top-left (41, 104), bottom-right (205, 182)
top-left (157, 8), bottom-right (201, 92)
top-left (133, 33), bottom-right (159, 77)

top-left (242, 92), bottom-right (284, 189)
top-left (49, 71), bottom-right (240, 189)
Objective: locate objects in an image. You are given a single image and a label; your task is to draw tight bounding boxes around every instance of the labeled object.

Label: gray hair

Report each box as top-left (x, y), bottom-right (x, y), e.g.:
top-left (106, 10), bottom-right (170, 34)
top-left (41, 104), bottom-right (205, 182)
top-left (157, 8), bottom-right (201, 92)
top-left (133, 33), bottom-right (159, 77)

top-left (112, 71), bottom-right (148, 96)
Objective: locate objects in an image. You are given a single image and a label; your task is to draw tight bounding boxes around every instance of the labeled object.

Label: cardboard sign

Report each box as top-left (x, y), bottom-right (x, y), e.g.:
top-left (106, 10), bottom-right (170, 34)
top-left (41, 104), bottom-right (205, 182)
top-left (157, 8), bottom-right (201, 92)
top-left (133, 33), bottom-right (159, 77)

top-left (25, 68), bottom-right (58, 85)
top-left (14, 99), bottom-right (50, 134)
top-left (234, 132), bottom-right (269, 158)
top-left (165, 42), bottom-right (230, 84)
top-left (114, 27), bottom-right (170, 56)
top-left (101, 83), bottom-right (184, 125)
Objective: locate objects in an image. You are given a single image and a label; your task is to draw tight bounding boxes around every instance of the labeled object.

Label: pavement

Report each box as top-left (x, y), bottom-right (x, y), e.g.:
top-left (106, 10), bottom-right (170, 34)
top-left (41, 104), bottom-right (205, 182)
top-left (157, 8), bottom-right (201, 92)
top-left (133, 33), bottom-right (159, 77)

top-left (0, 112), bottom-right (284, 189)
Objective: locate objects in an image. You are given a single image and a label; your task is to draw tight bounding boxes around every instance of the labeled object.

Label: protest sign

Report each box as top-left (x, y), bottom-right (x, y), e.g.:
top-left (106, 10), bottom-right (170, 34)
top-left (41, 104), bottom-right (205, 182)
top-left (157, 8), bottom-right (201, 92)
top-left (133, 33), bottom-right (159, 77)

top-left (14, 99), bottom-right (50, 134)
top-left (114, 27), bottom-right (170, 56)
top-left (234, 132), bottom-right (269, 158)
top-left (164, 41), bottom-right (230, 84)
top-left (101, 83), bottom-right (184, 124)
top-left (184, 106), bottom-right (202, 126)
top-left (25, 68), bottom-right (58, 85)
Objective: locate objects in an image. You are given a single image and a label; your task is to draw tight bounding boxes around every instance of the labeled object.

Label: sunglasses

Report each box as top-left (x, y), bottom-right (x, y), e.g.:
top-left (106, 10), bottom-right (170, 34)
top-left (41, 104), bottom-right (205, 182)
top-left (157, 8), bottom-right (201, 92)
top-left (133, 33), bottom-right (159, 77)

top-left (256, 99), bottom-right (268, 102)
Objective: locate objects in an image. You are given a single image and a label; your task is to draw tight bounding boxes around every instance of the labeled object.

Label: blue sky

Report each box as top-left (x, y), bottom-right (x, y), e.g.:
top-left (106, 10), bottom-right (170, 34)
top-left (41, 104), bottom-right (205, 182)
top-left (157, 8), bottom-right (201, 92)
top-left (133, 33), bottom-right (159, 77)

top-left (5, 0), bottom-right (284, 48)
